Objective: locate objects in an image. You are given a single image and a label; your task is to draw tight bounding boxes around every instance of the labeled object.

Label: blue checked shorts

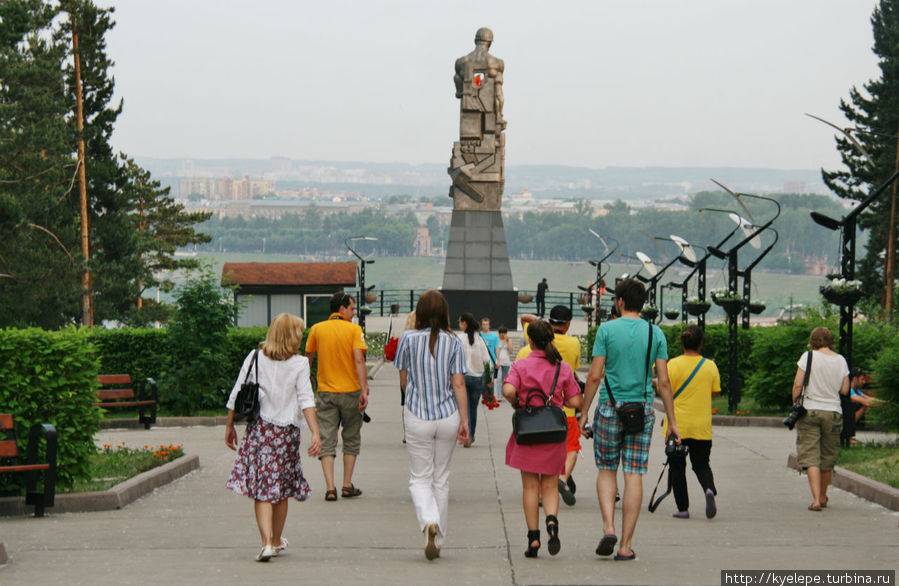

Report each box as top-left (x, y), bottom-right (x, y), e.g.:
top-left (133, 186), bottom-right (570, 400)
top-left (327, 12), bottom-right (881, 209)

top-left (592, 401), bottom-right (655, 475)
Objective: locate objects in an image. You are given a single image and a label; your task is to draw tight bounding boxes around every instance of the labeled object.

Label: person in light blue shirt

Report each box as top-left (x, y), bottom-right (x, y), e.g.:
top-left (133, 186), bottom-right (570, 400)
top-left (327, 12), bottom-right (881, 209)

top-left (394, 290), bottom-right (469, 560)
top-left (479, 317), bottom-right (500, 365)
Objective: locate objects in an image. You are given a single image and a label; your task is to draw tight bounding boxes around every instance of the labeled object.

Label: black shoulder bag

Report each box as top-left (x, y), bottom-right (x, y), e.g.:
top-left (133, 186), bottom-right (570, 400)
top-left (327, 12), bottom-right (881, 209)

top-left (606, 322), bottom-right (653, 435)
top-left (234, 349), bottom-right (261, 421)
top-left (511, 362), bottom-right (568, 445)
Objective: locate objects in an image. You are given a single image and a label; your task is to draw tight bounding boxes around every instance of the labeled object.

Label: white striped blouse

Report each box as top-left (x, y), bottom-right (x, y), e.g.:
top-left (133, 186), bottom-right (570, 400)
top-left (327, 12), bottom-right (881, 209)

top-left (395, 329), bottom-right (467, 420)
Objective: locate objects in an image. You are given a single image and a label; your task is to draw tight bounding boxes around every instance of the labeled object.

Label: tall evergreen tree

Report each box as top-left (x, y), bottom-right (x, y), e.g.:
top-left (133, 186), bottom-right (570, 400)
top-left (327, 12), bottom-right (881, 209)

top-left (822, 0), bottom-right (899, 298)
top-left (0, 0), bottom-right (83, 327)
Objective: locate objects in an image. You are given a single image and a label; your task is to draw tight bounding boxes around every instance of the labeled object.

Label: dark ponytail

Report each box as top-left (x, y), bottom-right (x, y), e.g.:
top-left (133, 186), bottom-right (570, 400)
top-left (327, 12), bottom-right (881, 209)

top-left (527, 319), bottom-right (562, 365)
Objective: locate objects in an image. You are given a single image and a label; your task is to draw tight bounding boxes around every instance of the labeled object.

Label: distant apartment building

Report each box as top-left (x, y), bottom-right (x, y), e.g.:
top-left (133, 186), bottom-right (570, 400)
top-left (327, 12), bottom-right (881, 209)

top-left (180, 176), bottom-right (275, 200)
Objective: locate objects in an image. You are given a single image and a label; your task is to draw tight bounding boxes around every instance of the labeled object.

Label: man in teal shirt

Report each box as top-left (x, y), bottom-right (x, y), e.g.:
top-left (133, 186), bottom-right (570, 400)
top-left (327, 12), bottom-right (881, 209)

top-left (579, 278), bottom-right (680, 561)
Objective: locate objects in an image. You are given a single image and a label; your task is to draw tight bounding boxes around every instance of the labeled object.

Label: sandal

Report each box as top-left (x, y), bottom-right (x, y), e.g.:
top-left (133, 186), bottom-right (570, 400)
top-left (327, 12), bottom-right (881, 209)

top-left (524, 529), bottom-right (540, 558)
top-left (808, 504), bottom-right (822, 511)
top-left (546, 515), bottom-right (560, 556)
top-left (596, 534), bottom-right (617, 556)
top-left (273, 538), bottom-right (288, 557)
top-left (614, 550), bottom-right (637, 561)
top-left (325, 489), bottom-right (338, 501)
top-left (341, 484), bottom-right (362, 498)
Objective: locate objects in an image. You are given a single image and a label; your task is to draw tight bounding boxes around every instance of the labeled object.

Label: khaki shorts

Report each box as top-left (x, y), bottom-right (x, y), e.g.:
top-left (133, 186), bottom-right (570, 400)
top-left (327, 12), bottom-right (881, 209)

top-left (316, 391), bottom-right (362, 458)
top-left (796, 409), bottom-right (842, 471)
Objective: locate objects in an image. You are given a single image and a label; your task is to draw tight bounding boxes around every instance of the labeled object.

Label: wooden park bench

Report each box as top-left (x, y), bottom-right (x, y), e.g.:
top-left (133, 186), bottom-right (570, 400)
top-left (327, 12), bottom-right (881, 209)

top-left (0, 414), bottom-right (58, 517)
top-left (95, 375), bottom-right (158, 430)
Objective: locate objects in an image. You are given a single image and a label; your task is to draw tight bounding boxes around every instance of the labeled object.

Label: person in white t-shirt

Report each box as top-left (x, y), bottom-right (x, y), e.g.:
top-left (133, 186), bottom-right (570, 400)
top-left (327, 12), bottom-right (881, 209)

top-left (791, 326), bottom-right (849, 512)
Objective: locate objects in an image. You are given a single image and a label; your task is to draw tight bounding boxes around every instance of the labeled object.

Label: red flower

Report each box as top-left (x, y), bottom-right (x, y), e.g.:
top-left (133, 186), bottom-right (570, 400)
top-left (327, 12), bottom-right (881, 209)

top-left (384, 337), bottom-right (399, 361)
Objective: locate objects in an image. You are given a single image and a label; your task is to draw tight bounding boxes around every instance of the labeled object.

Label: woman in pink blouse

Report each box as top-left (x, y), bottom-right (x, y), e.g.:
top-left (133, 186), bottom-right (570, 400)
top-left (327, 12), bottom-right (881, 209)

top-left (502, 319), bottom-right (582, 558)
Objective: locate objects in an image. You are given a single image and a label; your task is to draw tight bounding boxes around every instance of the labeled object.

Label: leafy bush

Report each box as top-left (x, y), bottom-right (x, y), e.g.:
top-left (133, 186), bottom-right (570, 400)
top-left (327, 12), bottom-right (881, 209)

top-left (88, 328), bottom-right (170, 384)
top-left (0, 328), bottom-right (101, 490)
top-left (161, 272), bottom-right (238, 415)
top-left (871, 340), bottom-right (899, 431)
top-left (744, 319), bottom-right (818, 410)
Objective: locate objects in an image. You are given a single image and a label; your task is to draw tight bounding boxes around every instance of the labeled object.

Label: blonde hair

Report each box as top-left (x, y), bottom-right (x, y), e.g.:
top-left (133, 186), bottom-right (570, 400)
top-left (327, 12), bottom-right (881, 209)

top-left (404, 310), bottom-right (417, 331)
top-left (261, 313), bottom-right (306, 361)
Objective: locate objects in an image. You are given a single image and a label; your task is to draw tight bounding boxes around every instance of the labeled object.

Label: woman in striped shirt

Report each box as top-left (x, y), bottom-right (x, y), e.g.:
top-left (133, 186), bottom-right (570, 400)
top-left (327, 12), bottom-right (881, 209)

top-left (395, 290), bottom-right (470, 560)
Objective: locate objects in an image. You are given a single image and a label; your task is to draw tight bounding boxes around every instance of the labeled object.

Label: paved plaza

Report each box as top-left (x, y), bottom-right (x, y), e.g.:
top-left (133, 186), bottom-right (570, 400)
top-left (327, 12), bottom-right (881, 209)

top-left (2, 362), bottom-right (897, 585)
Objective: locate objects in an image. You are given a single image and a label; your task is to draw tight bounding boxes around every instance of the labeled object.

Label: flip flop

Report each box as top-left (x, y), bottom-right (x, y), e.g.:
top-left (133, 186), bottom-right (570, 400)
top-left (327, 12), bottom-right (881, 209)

top-left (614, 550), bottom-right (637, 561)
top-left (808, 504), bottom-right (822, 511)
top-left (595, 534), bottom-right (617, 556)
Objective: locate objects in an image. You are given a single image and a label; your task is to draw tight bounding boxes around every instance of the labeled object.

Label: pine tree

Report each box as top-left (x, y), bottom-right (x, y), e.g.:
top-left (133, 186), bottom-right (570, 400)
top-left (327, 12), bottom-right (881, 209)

top-left (822, 0), bottom-right (899, 298)
top-left (0, 0), bottom-right (83, 327)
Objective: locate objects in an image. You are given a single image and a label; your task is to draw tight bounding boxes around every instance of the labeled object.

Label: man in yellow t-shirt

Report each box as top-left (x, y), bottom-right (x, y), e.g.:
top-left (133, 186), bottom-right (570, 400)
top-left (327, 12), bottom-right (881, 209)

top-left (518, 305), bottom-right (582, 506)
top-left (306, 292), bottom-right (369, 501)
top-left (663, 325), bottom-right (720, 519)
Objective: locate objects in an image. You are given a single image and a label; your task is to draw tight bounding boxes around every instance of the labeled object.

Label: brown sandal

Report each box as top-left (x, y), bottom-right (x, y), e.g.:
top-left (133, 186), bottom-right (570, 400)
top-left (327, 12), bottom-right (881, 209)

top-left (325, 489), bottom-right (338, 501)
top-left (341, 484), bottom-right (362, 498)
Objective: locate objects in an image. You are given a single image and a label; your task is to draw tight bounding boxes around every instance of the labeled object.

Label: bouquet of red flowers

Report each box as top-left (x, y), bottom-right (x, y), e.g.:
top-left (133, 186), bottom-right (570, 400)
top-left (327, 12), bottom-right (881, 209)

top-left (384, 336), bottom-right (399, 361)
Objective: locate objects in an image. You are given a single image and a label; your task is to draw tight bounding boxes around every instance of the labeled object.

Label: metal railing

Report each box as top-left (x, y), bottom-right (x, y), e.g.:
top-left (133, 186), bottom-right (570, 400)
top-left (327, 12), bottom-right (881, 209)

top-left (361, 289), bottom-right (610, 322)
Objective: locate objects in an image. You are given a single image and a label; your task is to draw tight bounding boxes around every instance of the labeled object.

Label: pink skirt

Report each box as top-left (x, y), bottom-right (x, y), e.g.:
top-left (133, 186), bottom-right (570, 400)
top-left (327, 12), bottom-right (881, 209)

top-left (505, 433), bottom-right (567, 475)
top-left (226, 418), bottom-right (311, 503)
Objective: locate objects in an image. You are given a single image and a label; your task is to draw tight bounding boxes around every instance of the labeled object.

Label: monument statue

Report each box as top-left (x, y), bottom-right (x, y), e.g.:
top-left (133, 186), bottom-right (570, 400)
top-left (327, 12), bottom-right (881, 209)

top-left (448, 27), bottom-right (506, 211)
top-left (441, 28), bottom-right (516, 329)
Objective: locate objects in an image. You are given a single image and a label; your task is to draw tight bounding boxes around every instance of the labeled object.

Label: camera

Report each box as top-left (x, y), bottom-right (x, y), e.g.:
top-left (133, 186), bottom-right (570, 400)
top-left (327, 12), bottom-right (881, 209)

top-left (782, 403), bottom-right (807, 430)
top-left (665, 439), bottom-right (688, 458)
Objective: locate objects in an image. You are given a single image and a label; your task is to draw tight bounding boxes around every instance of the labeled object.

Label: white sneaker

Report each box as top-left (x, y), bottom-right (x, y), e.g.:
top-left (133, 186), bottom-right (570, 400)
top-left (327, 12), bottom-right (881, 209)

top-left (256, 545), bottom-right (275, 562)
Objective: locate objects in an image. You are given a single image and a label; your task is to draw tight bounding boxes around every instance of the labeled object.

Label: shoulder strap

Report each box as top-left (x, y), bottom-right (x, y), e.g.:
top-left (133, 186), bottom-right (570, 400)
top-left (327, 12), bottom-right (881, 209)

top-left (605, 321), bottom-right (654, 405)
top-left (798, 350), bottom-right (813, 405)
top-left (545, 362), bottom-right (562, 406)
top-left (673, 357), bottom-right (706, 400)
top-left (479, 333), bottom-right (496, 366)
top-left (244, 349), bottom-right (260, 384)
top-left (643, 322), bottom-right (654, 402)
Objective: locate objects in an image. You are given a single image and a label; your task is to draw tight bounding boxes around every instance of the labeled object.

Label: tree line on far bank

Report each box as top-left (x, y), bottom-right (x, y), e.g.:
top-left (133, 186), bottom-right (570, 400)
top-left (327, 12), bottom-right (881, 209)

top-left (194, 191), bottom-right (844, 275)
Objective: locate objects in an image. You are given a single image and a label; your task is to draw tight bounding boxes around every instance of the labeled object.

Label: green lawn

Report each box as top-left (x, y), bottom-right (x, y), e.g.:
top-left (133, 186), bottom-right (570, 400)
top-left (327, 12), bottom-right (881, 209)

top-left (837, 441), bottom-right (899, 489)
top-left (64, 442), bottom-right (185, 493)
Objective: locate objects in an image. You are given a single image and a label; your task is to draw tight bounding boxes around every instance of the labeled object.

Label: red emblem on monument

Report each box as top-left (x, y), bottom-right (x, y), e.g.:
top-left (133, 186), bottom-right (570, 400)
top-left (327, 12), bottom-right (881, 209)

top-left (473, 72), bottom-right (485, 87)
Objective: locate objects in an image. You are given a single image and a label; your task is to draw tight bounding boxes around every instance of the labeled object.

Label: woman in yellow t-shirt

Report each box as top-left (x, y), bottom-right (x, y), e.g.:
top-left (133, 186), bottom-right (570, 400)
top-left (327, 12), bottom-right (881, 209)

top-left (663, 325), bottom-right (720, 519)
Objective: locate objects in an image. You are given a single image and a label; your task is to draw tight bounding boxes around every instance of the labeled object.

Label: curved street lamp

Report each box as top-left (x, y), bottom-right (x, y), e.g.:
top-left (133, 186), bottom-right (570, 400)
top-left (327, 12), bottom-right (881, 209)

top-left (345, 236), bottom-right (378, 331)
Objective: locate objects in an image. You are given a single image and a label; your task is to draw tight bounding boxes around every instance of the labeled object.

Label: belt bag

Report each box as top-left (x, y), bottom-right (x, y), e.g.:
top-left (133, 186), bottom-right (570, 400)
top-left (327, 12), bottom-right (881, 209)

top-left (616, 402), bottom-right (645, 435)
top-left (512, 363), bottom-right (567, 445)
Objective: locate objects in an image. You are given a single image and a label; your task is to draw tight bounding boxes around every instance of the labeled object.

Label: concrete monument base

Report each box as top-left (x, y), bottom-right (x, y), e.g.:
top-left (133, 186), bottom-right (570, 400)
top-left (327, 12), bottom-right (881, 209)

top-left (441, 288), bottom-right (518, 331)
top-left (442, 209), bottom-right (517, 327)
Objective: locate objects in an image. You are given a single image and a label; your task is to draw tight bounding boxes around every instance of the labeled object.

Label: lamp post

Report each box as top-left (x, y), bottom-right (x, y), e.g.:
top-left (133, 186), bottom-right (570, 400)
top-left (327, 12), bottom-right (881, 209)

top-left (584, 232), bottom-right (619, 325)
top-left (345, 236), bottom-right (377, 332)
top-left (809, 168), bottom-right (899, 366)
top-left (700, 191), bottom-right (781, 413)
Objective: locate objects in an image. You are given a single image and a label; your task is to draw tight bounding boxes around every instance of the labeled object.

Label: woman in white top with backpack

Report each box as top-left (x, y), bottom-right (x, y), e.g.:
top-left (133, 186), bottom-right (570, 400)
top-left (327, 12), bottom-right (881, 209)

top-left (790, 326), bottom-right (849, 512)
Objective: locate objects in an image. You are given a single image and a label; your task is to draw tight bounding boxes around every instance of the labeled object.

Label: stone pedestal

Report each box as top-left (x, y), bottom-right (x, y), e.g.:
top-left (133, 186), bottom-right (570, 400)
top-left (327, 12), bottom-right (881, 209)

top-left (441, 209), bottom-right (517, 328)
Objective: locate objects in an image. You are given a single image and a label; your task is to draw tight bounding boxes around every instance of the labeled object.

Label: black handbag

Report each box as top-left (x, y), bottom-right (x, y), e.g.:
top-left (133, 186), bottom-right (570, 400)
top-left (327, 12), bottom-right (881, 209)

top-left (512, 363), bottom-right (568, 445)
top-left (234, 349), bottom-right (261, 421)
top-left (606, 322), bottom-right (653, 435)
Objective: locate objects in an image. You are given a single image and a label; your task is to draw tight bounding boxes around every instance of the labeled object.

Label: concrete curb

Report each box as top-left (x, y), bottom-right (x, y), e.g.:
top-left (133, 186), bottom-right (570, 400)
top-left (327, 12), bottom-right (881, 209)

top-left (0, 454), bottom-right (200, 516)
top-left (786, 452), bottom-right (899, 511)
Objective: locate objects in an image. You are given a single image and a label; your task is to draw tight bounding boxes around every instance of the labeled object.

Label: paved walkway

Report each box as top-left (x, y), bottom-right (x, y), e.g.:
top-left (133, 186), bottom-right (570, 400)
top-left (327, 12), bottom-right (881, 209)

top-left (2, 366), bottom-right (897, 585)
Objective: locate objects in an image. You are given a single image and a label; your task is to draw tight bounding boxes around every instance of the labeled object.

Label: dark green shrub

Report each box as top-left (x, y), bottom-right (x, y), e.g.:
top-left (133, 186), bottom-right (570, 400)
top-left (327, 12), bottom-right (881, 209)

top-left (871, 338), bottom-right (899, 431)
top-left (162, 272), bottom-right (238, 415)
top-left (745, 317), bottom-right (831, 409)
top-left (0, 328), bottom-right (101, 490)
top-left (88, 328), bottom-right (170, 383)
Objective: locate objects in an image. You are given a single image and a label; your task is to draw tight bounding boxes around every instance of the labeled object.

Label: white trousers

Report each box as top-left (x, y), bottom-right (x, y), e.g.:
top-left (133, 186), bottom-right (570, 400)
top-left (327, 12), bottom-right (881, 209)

top-left (404, 407), bottom-right (460, 546)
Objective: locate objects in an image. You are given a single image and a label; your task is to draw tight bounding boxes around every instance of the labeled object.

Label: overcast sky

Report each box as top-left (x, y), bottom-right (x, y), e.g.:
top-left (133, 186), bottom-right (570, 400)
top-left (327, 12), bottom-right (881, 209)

top-left (100, 0), bottom-right (881, 170)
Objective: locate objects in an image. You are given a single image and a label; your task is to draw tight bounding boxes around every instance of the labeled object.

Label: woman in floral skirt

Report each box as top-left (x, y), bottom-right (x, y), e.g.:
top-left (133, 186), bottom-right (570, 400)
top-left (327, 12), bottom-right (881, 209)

top-left (225, 313), bottom-right (322, 562)
top-left (503, 319), bottom-right (582, 558)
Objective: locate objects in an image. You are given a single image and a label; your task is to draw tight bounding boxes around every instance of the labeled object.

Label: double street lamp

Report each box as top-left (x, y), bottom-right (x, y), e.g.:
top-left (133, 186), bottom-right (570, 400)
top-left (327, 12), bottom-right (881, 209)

top-left (345, 236), bottom-right (377, 332)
